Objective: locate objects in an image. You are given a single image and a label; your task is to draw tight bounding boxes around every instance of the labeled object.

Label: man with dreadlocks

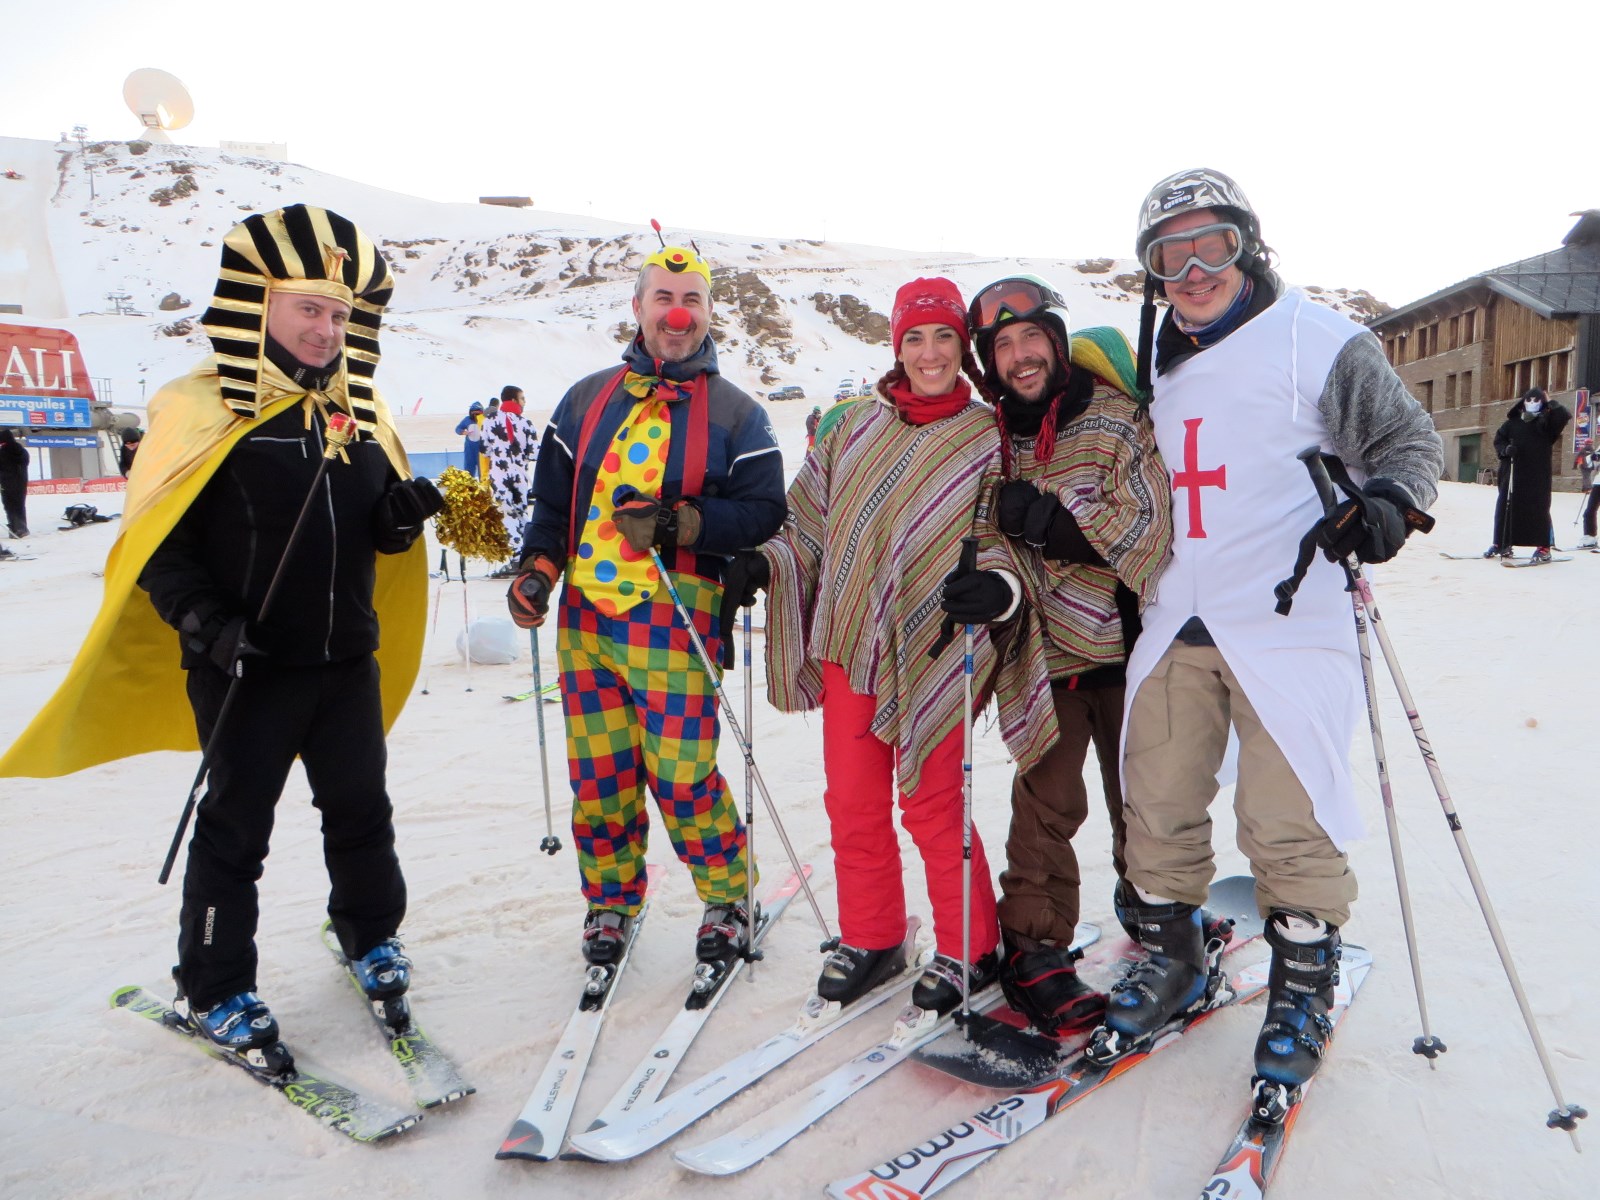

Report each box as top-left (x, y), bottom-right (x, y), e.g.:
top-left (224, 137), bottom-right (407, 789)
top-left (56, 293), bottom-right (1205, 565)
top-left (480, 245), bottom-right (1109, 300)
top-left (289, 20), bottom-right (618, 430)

top-left (0, 205), bottom-right (440, 1063)
top-left (1085, 170), bottom-right (1441, 1108)
top-left (506, 242), bottom-right (784, 978)
top-left (964, 276), bottom-right (1172, 1036)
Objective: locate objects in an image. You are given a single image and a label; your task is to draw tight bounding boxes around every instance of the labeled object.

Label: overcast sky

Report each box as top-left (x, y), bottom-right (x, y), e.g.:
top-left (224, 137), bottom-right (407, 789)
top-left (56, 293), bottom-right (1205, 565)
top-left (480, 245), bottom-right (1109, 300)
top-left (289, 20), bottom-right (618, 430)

top-left (6, 0), bottom-right (1596, 306)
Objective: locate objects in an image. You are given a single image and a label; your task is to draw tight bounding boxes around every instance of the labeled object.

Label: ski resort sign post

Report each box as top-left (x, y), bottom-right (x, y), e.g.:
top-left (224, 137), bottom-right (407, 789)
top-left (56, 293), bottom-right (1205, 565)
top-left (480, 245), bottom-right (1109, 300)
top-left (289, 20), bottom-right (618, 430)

top-left (0, 322), bottom-right (97, 427)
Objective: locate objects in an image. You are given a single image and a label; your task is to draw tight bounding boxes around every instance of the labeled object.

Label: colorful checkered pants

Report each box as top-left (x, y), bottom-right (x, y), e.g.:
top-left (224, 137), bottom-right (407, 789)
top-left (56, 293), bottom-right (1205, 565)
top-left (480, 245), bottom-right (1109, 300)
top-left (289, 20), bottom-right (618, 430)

top-left (558, 576), bottom-right (748, 914)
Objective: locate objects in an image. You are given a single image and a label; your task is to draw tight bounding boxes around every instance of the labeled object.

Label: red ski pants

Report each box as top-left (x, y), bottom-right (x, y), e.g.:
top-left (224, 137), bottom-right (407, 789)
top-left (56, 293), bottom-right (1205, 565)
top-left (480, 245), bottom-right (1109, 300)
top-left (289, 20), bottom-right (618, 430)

top-left (820, 662), bottom-right (999, 959)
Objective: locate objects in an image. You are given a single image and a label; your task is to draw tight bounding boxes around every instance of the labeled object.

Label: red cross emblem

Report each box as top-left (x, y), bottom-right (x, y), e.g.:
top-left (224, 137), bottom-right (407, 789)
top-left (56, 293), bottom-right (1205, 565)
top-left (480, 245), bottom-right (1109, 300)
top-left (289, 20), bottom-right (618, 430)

top-left (1171, 417), bottom-right (1226, 538)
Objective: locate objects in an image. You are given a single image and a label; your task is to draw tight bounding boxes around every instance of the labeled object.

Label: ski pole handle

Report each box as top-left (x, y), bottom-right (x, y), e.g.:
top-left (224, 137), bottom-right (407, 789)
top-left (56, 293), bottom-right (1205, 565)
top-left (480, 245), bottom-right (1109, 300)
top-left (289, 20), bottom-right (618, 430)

top-left (1297, 445), bottom-right (1339, 516)
top-left (957, 534), bottom-right (979, 574)
top-left (929, 536), bottom-right (982, 659)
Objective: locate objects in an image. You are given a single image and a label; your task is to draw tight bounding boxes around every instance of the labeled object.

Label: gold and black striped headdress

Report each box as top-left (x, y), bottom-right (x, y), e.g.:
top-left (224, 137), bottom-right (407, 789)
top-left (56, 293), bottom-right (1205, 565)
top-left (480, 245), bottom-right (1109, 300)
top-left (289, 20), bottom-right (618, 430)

top-left (201, 204), bottom-right (393, 429)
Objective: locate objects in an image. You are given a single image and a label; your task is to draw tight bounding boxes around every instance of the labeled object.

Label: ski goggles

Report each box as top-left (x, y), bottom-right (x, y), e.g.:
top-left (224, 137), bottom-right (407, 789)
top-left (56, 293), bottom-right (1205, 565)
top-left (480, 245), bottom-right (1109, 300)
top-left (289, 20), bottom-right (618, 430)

top-left (1140, 221), bottom-right (1244, 281)
top-left (968, 277), bottom-right (1069, 335)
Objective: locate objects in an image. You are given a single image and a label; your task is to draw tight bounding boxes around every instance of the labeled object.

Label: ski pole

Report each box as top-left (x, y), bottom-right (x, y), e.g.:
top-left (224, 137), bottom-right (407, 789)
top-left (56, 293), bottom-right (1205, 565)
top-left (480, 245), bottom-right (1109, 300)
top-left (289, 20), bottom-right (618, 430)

top-left (647, 548), bottom-right (836, 948)
top-left (1297, 447), bottom-right (1587, 1148)
top-left (460, 556), bottom-right (474, 692)
top-left (954, 535), bottom-right (978, 1037)
top-left (529, 626), bottom-right (561, 855)
top-left (1296, 456), bottom-right (1441, 1065)
top-left (421, 549), bottom-right (447, 695)
top-left (158, 412), bottom-right (357, 885)
top-left (742, 601), bottom-right (759, 976)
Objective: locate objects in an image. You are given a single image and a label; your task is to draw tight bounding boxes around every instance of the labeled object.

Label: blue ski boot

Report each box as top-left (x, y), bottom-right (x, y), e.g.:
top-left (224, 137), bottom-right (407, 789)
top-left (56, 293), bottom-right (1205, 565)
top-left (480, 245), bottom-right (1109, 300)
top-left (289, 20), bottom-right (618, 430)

top-left (352, 938), bottom-right (412, 1031)
top-left (177, 988), bottom-right (281, 1053)
top-left (1087, 889), bottom-right (1218, 1064)
top-left (1252, 910), bottom-right (1341, 1095)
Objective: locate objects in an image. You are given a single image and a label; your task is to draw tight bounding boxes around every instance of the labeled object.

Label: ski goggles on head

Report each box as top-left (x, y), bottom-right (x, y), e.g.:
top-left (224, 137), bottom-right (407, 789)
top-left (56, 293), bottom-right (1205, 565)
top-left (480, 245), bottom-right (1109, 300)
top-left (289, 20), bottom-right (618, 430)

top-left (968, 277), bottom-right (1069, 335)
top-left (1140, 221), bottom-right (1244, 281)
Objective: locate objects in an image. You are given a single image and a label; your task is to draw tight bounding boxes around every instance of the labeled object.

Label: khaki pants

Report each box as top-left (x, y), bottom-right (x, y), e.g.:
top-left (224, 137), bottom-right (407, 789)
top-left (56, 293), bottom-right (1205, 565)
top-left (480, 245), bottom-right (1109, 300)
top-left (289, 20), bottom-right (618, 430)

top-left (1122, 640), bottom-right (1356, 926)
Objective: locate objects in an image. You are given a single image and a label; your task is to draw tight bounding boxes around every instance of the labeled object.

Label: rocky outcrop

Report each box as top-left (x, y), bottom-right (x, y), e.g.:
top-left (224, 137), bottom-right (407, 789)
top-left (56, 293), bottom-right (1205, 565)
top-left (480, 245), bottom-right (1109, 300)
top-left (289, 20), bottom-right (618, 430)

top-left (811, 292), bottom-right (890, 344)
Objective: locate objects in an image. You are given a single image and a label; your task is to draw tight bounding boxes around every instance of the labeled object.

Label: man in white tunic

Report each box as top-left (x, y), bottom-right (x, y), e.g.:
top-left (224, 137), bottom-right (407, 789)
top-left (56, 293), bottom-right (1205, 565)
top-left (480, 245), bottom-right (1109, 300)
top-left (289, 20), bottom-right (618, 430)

top-left (1088, 170), bottom-right (1443, 1101)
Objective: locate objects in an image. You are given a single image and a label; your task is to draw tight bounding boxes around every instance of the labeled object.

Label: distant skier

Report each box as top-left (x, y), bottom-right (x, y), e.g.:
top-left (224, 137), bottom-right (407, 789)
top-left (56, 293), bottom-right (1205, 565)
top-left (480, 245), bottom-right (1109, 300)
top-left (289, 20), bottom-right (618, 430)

top-left (0, 428), bottom-right (29, 537)
top-left (505, 243), bottom-right (784, 976)
top-left (1578, 441), bottom-right (1599, 549)
top-left (0, 205), bottom-right (441, 1064)
top-left (454, 400), bottom-right (484, 476)
top-left (1087, 169), bottom-right (1441, 1103)
top-left (481, 384), bottom-right (538, 575)
top-left (1487, 386), bottom-right (1571, 561)
top-left (804, 405), bottom-right (821, 451)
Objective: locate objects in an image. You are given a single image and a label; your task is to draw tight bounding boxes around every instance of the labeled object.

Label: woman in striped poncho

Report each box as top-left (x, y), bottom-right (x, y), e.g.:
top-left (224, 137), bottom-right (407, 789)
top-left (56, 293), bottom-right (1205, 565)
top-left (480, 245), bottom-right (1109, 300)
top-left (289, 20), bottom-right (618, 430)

top-left (753, 278), bottom-right (1056, 1018)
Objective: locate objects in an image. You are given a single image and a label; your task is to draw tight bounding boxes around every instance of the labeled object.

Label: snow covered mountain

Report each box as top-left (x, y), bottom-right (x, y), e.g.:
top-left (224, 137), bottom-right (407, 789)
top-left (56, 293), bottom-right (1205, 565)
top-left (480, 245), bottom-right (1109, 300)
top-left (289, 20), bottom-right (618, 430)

top-left (1, 133), bottom-right (1385, 448)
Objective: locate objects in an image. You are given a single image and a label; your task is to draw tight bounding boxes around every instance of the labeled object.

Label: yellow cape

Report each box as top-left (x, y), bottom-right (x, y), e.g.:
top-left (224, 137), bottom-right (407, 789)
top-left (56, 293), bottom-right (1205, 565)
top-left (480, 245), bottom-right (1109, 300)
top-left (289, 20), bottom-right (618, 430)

top-left (0, 358), bottom-right (427, 779)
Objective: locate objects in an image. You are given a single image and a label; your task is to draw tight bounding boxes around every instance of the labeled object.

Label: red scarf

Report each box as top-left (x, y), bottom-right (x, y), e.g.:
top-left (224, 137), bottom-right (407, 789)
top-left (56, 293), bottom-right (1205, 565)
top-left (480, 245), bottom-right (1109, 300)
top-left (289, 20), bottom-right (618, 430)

top-left (886, 376), bottom-right (972, 425)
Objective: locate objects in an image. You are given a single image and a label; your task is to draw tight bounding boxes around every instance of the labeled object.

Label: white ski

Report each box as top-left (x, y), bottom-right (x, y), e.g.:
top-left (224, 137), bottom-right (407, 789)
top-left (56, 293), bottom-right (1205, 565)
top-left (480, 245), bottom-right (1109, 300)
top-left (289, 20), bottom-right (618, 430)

top-left (673, 922), bottom-right (1101, 1176)
top-left (494, 902), bottom-right (649, 1161)
top-left (565, 918), bottom-right (927, 1163)
top-left (570, 867), bottom-right (812, 1145)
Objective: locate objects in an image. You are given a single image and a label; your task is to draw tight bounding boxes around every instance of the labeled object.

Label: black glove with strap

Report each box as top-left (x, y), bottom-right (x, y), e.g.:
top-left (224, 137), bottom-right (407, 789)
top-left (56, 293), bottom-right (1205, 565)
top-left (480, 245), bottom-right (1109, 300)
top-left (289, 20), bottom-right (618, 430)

top-left (613, 489), bottom-right (703, 554)
top-left (375, 477), bottom-right (445, 552)
top-left (939, 567), bottom-right (1016, 625)
top-left (996, 479), bottom-right (1043, 539)
top-left (181, 609), bottom-right (267, 678)
top-left (716, 550), bottom-right (770, 668)
top-left (1313, 476), bottom-right (1418, 565)
top-left (998, 479), bottom-right (1104, 564)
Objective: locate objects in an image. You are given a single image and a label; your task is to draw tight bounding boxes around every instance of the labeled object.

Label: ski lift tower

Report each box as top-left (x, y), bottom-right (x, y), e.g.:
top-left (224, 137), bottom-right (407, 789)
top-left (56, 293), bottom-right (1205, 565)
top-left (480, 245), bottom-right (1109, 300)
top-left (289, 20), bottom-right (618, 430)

top-left (122, 69), bottom-right (194, 144)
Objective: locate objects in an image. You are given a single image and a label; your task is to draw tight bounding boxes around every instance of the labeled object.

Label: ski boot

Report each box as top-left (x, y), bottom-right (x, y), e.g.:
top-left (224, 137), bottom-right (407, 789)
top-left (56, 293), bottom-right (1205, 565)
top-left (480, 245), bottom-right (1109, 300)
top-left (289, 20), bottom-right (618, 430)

top-left (352, 937), bottom-right (412, 1032)
top-left (691, 900), bottom-right (756, 999)
top-left (816, 941), bottom-right (909, 1006)
top-left (174, 973), bottom-right (292, 1074)
top-left (1113, 878), bottom-right (1234, 947)
top-left (998, 931), bottom-right (1104, 1036)
top-left (1530, 546), bottom-right (1553, 564)
top-left (909, 948), bottom-right (1002, 1020)
top-left (1577, 536), bottom-right (1598, 550)
top-left (581, 908), bottom-right (634, 966)
top-left (1088, 890), bottom-right (1222, 1064)
top-left (1482, 544), bottom-right (1504, 559)
top-left (1251, 910), bottom-right (1341, 1117)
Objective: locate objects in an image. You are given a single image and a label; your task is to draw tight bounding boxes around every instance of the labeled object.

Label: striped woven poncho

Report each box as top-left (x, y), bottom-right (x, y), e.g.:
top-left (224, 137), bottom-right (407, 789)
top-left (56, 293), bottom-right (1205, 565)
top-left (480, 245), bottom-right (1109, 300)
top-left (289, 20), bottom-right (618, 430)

top-left (761, 394), bottom-right (1056, 796)
top-left (1005, 379), bottom-right (1173, 679)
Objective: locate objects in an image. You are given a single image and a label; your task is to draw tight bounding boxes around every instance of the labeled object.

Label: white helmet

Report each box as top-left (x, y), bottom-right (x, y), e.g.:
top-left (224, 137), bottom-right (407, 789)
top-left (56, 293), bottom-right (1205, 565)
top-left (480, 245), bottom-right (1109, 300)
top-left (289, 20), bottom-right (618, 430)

top-left (1135, 168), bottom-right (1262, 262)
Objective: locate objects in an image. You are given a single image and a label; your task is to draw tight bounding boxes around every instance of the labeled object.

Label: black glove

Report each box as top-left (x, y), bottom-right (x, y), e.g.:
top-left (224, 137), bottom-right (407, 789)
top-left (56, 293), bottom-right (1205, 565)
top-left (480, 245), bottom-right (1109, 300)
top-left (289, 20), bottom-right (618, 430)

top-left (1314, 477), bottom-right (1413, 564)
top-left (613, 489), bottom-right (702, 554)
top-left (182, 610), bottom-right (266, 678)
top-left (375, 477), bottom-right (445, 552)
top-left (1022, 493), bottom-right (1105, 564)
top-left (506, 557), bottom-right (560, 629)
top-left (996, 479), bottom-right (1043, 538)
top-left (716, 550), bottom-right (770, 668)
top-left (939, 568), bottom-right (1016, 625)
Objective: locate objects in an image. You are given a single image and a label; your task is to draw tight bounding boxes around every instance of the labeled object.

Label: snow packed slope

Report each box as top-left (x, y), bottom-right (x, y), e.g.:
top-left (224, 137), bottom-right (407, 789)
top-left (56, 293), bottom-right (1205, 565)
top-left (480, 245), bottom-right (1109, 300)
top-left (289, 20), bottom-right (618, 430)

top-left (1, 480), bottom-right (1596, 1199)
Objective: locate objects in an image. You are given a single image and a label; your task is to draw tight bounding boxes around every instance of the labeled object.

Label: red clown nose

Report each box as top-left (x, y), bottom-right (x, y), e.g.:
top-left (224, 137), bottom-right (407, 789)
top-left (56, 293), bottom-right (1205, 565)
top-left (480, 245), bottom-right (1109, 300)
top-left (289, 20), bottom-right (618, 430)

top-left (666, 306), bottom-right (693, 331)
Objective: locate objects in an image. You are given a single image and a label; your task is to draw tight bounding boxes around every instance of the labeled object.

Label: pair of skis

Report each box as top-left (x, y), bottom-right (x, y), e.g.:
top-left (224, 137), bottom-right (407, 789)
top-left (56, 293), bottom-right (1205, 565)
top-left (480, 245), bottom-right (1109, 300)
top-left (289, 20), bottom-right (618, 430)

top-left (824, 944), bottom-right (1373, 1200)
top-left (111, 929), bottom-right (473, 1144)
top-left (496, 867), bottom-right (813, 1162)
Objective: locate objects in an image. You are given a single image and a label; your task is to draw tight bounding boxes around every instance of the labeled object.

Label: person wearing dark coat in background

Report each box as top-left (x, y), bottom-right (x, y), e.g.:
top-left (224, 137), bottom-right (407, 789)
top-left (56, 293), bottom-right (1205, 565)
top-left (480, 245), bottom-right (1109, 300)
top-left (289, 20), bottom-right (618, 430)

top-left (1487, 386), bottom-right (1571, 562)
top-left (119, 429), bottom-right (142, 477)
top-left (0, 428), bottom-right (29, 537)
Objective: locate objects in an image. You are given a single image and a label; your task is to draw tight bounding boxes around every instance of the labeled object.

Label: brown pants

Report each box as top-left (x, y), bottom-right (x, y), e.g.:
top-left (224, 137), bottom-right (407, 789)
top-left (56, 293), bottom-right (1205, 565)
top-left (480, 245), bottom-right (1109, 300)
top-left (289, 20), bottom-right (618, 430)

top-left (997, 679), bottom-right (1127, 945)
top-left (1122, 640), bottom-right (1356, 926)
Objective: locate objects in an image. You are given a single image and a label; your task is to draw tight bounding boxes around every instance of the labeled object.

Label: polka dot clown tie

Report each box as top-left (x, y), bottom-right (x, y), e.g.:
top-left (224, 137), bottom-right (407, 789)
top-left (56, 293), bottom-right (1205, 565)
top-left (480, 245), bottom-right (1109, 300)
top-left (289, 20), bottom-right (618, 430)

top-left (569, 397), bottom-right (673, 617)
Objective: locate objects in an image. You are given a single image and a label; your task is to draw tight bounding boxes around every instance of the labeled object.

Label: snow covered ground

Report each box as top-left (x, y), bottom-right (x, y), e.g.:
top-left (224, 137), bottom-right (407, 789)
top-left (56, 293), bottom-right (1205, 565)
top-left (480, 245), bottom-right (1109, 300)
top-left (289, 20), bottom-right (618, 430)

top-left (1, 477), bottom-right (1596, 1199)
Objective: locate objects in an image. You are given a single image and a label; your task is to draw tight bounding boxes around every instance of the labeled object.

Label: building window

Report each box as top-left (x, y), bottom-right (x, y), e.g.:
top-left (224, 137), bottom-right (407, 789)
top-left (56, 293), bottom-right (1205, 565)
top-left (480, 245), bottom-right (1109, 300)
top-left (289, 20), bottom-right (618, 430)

top-left (1460, 369), bottom-right (1473, 407)
top-left (1553, 353), bottom-right (1569, 392)
top-left (1444, 373), bottom-right (1457, 405)
top-left (1463, 310), bottom-right (1476, 343)
top-left (1419, 379), bottom-right (1434, 412)
top-left (1448, 315), bottom-right (1460, 350)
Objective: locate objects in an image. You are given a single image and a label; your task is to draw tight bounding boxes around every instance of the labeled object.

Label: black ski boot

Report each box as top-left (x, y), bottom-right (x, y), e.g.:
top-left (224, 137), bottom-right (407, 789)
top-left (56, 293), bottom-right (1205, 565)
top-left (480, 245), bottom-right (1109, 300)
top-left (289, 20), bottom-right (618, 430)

top-left (581, 908), bottom-right (634, 966)
top-left (910, 949), bottom-right (1002, 1019)
top-left (999, 931), bottom-right (1105, 1035)
top-left (1252, 910), bottom-right (1341, 1096)
top-left (1089, 889), bottom-right (1216, 1063)
top-left (1114, 878), bottom-right (1234, 947)
top-left (696, 900), bottom-right (753, 966)
top-left (816, 941), bottom-right (908, 1005)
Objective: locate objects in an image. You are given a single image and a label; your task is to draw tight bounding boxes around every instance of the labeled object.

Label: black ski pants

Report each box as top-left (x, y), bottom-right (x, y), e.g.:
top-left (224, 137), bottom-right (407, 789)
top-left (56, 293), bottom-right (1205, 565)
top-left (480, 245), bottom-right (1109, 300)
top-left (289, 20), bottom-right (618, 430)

top-left (1, 477), bottom-right (26, 536)
top-left (178, 653), bottom-right (406, 1010)
top-left (1584, 486), bottom-right (1599, 538)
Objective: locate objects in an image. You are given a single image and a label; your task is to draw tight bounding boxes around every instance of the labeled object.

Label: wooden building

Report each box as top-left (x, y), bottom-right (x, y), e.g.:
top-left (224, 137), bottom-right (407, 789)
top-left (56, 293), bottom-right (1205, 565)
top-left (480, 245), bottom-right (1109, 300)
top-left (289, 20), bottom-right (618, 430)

top-left (1368, 210), bottom-right (1600, 488)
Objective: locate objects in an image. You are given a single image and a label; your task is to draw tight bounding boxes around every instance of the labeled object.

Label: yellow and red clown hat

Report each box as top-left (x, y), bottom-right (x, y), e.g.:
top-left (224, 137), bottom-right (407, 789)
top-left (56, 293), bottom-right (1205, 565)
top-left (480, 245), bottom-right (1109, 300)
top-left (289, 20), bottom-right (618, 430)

top-left (642, 244), bottom-right (712, 287)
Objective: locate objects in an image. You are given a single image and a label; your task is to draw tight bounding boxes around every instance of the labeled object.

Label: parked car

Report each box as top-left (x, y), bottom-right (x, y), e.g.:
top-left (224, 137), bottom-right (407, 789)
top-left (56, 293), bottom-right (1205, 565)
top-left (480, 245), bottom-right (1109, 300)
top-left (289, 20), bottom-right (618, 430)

top-left (768, 385), bottom-right (806, 402)
top-left (836, 379), bottom-right (856, 399)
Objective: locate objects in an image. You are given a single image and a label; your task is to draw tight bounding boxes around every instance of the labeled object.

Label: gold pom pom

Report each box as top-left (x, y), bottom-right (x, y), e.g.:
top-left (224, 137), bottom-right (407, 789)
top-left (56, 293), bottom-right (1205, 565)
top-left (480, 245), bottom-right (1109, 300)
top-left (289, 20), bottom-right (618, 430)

top-left (433, 467), bottom-right (514, 562)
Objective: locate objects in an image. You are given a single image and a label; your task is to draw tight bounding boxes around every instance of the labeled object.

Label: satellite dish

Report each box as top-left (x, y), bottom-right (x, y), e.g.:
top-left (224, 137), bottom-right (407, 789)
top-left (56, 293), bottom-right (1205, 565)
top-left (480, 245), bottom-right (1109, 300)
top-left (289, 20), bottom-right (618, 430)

top-left (123, 69), bottom-right (194, 144)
